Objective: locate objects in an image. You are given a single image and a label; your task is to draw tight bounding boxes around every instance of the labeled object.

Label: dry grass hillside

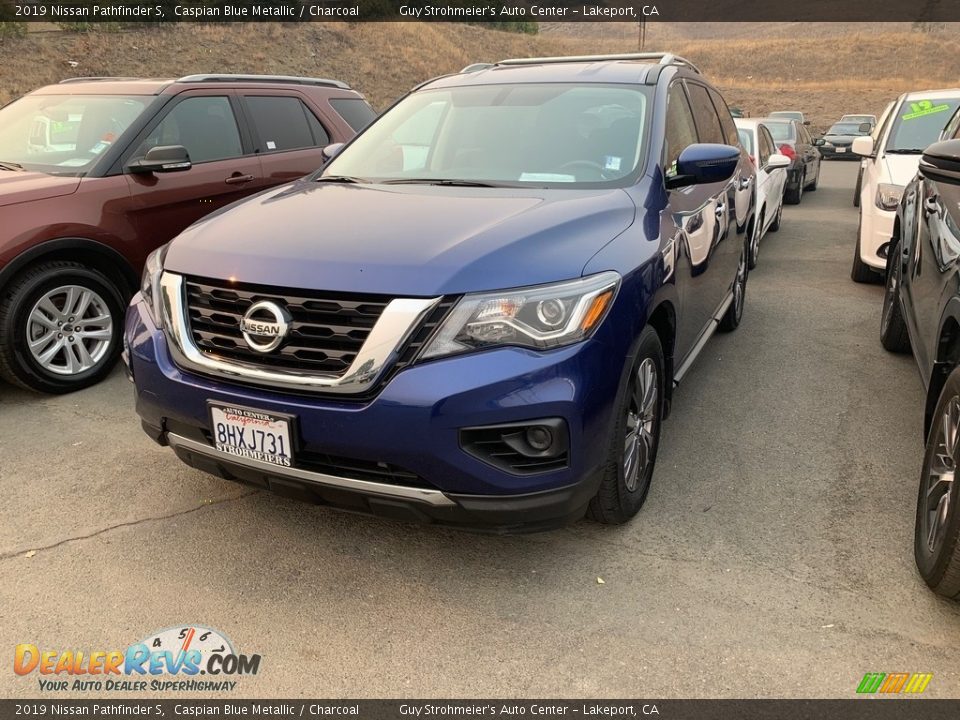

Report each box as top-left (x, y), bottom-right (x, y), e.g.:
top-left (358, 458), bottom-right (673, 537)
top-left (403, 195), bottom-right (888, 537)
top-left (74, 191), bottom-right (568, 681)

top-left (1, 22), bottom-right (959, 129)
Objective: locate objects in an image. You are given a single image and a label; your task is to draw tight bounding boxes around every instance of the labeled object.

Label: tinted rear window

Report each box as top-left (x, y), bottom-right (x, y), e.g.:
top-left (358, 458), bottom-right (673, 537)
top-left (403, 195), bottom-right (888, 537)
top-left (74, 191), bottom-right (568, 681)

top-left (246, 96), bottom-right (324, 152)
top-left (330, 98), bottom-right (377, 132)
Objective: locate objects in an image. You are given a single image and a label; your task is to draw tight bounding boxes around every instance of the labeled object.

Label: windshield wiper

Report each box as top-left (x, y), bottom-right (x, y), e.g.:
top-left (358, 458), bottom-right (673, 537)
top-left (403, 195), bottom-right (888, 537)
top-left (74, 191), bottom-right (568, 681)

top-left (381, 178), bottom-right (501, 187)
top-left (886, 148), bottom-right (925, 154)
top-left (0, 161), bottom-right (24, 171)
top-left (314, 175), bottom-right (369, 184)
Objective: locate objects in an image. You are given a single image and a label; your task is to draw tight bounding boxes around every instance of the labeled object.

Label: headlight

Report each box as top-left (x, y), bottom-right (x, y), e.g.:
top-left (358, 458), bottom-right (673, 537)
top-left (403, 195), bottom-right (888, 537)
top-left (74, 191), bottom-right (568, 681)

top-left (823, 142), bottom-right (834, 148)
top-left (876, 183), bottom-right (904, 211)
top-left (140, 244), bottom-right (169, 327)
top-left (421, 271), bottom-right (620, 360)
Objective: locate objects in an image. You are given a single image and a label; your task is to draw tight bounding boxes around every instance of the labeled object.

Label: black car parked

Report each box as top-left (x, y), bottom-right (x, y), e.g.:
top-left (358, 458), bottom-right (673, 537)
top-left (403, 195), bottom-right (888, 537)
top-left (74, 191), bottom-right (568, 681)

top-left (880, 130), bottom-right (960, 599)
top-left (817, 121), bottom-right (871, 160)
top-left (760, 117), bottom-right (821, 204)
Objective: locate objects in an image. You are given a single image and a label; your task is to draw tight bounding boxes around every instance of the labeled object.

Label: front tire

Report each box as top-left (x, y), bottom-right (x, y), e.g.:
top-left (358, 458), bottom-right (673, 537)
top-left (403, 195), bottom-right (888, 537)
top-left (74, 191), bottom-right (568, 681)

top-left (719, 242), bottom-right (748, 332)
top-left (851, 213), bottom-right (879, 284)
top-left (0, 261), bottom-right (125, 394)
top-left (880, 241), bottom-right (910, 352)
top-left (748, 211), bottom-right (762, 270)
top-left (853, 166), bottom-right (863, 207)
top-left (915, 368), bottom-right (960, 599)
top-left (587, 326), bottom-right (664, 525)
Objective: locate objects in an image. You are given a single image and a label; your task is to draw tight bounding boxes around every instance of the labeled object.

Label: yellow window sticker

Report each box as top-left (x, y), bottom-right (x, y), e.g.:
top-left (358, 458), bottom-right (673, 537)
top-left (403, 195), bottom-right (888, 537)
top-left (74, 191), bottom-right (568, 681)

top-left (903, 100), bottom-right (952, 120)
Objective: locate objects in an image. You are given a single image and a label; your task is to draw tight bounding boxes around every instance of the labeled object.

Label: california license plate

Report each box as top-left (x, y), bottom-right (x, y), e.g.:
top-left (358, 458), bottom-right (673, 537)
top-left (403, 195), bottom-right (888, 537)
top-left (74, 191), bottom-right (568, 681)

top-left (209, 402), bottom-right (293, 467)
top-left (836, 147), bottom-right (846, 153)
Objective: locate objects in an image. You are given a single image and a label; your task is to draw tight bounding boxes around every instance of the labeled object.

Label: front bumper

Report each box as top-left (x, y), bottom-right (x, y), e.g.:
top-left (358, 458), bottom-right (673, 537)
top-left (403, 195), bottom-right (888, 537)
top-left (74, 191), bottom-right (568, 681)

top-left (125, 297), bottom-right (622, 532)
top-left (858, 203), bottom-right (895, 271)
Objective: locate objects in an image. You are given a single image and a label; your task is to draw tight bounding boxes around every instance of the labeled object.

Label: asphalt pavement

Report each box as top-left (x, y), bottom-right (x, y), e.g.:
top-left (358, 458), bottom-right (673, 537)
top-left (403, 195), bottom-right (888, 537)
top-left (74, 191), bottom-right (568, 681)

top-left (2, 160), bottom-right (959, 699)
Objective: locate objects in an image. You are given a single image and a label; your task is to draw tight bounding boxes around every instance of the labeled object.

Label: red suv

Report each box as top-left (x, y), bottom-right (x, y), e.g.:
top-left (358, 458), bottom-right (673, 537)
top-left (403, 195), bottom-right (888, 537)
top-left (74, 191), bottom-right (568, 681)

top-left (0, 74), bottom-right (373, 393)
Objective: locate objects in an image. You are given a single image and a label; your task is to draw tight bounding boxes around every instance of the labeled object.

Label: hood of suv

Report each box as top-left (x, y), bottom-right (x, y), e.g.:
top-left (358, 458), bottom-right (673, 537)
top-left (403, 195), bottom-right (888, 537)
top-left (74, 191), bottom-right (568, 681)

top-left (163, 180), bottom-right (637, 296)
top-left (0, 170), bottom-right (82, 208)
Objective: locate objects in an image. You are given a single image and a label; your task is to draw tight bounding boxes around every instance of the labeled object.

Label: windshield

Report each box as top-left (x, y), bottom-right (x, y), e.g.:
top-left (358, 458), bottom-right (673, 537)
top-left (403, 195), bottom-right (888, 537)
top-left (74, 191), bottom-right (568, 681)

top-left (0, 94), bottom-right (148, 176)
top-left (886, 97), bottom-right (960, 152)
top-left (764, 121), bottom-right (795, 142)
top-left (324, 83), bottom-right (651, 187)
top-left (827, 123), bottom-right (868, 135)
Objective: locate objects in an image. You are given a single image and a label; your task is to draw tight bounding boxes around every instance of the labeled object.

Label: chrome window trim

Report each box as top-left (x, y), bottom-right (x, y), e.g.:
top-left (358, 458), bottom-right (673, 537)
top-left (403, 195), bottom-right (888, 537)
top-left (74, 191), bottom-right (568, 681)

top-left (159, 272), bottom-right (441, 393)
top-left (167, 433), bottom-right (456, 507)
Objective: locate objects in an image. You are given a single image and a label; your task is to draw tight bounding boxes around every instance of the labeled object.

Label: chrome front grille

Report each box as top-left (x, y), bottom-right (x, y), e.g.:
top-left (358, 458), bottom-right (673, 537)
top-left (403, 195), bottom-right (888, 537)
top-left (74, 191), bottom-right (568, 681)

top-left (184, 278), bottom-right (390, 376)
top-left (159, 272), bottom-right (442, 394)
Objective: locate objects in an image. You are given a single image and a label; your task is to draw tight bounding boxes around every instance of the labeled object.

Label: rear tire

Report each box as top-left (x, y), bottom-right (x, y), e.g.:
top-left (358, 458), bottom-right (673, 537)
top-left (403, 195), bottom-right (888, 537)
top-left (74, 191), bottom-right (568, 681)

top-left (0, 261), bottom-right (125, 394)
top-left (768, 200), bottom-right (783, 232)
top-left (880, 241), bottom-right (910, 353)
top-left (587, 327), bottom-right (664, 525)
top-left (785, 180), bottom-right (803, 205)
top-left (915, 367), bottom-right (960, 599)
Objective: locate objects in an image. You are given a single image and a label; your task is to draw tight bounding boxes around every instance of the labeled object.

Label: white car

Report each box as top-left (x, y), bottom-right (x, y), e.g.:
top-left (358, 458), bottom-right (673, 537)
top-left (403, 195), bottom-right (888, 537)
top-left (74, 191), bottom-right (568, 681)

top-left (851, 88), bottom-right (960, 282)
top-left (735, 118), bottom-right (791, 269)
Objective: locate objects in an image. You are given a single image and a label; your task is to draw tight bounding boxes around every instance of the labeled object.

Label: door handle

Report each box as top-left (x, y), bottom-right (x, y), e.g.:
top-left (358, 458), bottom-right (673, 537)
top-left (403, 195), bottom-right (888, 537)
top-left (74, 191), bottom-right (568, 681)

top-left (225, 174), bottom-right (254, 185)
top-left (715, 204), bottom-right (725, 218)
top-left (924, 197), bottom-right (939, 215)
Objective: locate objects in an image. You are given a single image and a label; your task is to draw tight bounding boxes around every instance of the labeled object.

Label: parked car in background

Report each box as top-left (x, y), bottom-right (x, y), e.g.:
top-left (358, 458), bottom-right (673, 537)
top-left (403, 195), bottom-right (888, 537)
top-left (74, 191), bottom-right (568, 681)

top-left (729, 106), bottom-right (746, 118)
top-left (850, 88), bottom-right (960, 282)
top-left (840, 113), bottom-right (877, 128)
top-left (769, 110), bottom-right (807, 125)
top-left (855, 101), bottom-right (895, 208)
top-left (760, 117), bottom-right (821, 204)
top-left (818, 121), bottom-right (872, 160)
top-left (735, 118), bottom-right (790, 268)
top-left (879, 137), bottom-right (960, 599)
top-left (125, 52), bottom-right (756, 531)
top-left (0, 74), bottom-right (373, 393)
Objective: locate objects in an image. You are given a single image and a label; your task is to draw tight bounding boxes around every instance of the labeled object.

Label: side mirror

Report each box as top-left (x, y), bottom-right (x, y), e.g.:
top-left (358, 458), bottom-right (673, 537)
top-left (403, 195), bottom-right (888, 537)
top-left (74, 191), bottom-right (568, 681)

top-left (803, 120), bottom-right (811, 125)
top-left (813, 138), bottom-right (825, 147)
top-left (322, 143), bottom-right (345, 161)
top-left (852, 136), bottom-right (875, 157)
top-left (858, 122), bottom-right (872, 134)
top-left (766, 153), bottom-right (791, 169)
top-left (128, 145), bottom-right (191, 174)
top-left (666, 143), bottom-right (741, 189)
top-left (919, 139), bottom-right (960, 180)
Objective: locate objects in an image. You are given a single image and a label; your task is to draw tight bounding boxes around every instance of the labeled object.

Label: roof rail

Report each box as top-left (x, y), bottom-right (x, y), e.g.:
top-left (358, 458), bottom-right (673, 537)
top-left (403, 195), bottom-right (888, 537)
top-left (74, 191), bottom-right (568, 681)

top-left (496, 52), bottom-right (701, 74)
top-left (59, 77), bottom-right (142, 84)
top-left (460, 63), bottom-right (495, 74)
top-left (176, 74), bottom-right (350, 90)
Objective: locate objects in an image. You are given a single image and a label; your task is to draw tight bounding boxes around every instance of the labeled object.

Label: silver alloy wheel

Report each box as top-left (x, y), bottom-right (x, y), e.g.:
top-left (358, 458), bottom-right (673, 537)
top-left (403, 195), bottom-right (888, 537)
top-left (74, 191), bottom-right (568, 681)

top-left (733, 248), bottom-right (747, 319)
top-left (882, 252), bottom-right (899, 334)
top-left (26, 285), bottom-right (113, 376)
top-left (623, 358), bottom-right (658, 492)
top-left (750, 219), bottom-right (761, 265)
top-left (923, 396), bottom-right (959, 554)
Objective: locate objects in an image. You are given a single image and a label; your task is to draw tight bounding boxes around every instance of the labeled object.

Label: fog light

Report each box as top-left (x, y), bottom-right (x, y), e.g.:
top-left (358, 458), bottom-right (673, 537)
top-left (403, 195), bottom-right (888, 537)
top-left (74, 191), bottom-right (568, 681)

top-left (878, 241), bottom-right (890, 259)
top-left (525, 426), bottom-right (553, 451)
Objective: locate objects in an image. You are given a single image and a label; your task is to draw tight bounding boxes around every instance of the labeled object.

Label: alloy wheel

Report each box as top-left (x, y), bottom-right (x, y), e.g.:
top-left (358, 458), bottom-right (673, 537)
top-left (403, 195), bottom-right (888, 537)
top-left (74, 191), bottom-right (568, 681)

top-left (623, 358), bottom-right (658, 492)
top-left (26, 285), bottom-right (114, 376)
top-left (922, 396), bottom-right (959, 555)
top-left (733, 248), bottom-right (747, 321)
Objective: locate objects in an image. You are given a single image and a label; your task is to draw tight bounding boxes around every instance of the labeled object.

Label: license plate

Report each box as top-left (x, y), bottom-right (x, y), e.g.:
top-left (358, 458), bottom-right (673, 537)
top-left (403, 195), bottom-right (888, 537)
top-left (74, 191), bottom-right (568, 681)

top-left (209, 403), bottom-right (293, 467)
top-left (836, 147), bottom-right (846, 153)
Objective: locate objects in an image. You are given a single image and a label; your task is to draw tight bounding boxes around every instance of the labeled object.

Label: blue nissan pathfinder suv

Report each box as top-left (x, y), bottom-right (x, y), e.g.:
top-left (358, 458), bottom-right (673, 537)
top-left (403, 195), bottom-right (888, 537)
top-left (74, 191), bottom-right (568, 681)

top-left (125, 53), bottom-right (755, 532)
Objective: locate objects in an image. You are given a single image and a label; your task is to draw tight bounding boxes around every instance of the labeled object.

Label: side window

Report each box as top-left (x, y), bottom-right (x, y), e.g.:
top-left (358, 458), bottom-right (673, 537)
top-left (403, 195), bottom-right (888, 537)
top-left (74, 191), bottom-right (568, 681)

top-left (664, 83), bottom-right (699, 177)
top-left (707, 88), bottom-right (739, 146)
top-left (329, 98), bottom-right (377, 132)
top-left (245, 96), bottom-right (327, 152)
top-left (759, 127), bottom-right (774, 165)
top-left (136, 96), bottom-right (242, 164)
top-left (686, 83), bottom-right (724, 145)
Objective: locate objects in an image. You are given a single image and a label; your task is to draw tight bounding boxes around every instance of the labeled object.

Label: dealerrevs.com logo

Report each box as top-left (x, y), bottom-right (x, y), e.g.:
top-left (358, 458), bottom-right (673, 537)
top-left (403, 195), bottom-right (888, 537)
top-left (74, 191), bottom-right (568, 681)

top-left (14, 625), bottom-right (261, 693)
